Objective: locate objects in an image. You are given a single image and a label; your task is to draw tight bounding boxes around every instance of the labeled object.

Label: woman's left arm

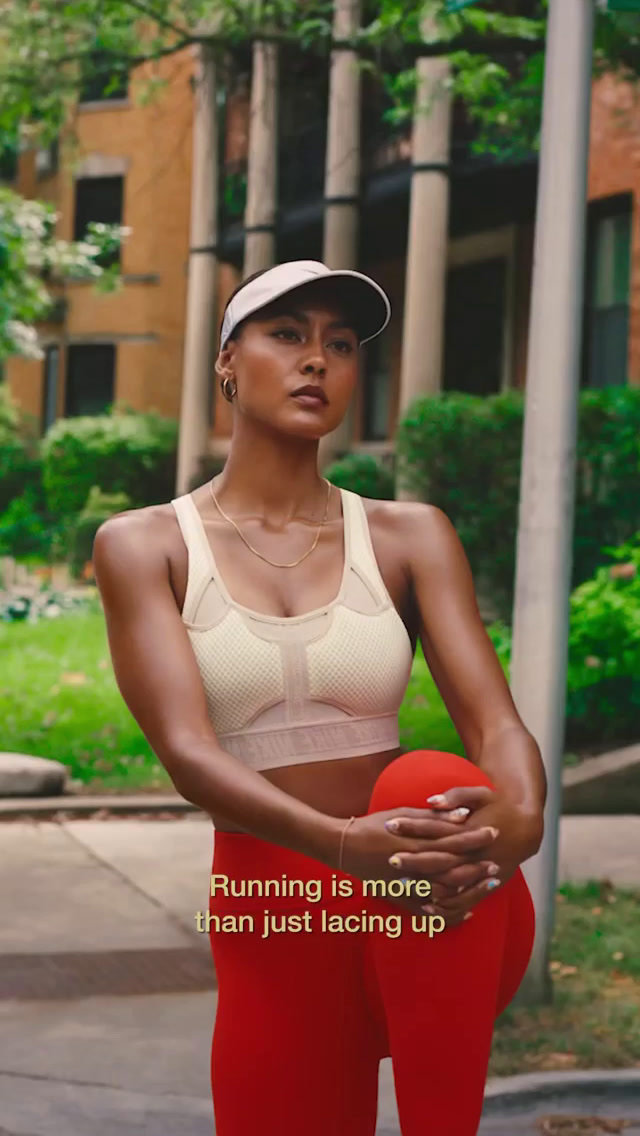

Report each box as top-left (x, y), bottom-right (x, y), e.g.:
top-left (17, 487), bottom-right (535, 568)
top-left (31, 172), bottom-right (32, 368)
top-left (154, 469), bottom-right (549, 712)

top-left (393, 502), bottom-right (546, 884)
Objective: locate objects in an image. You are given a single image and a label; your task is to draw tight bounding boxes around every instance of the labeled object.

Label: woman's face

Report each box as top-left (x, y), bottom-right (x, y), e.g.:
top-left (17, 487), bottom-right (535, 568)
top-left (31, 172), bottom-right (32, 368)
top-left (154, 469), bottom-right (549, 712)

top-left (217, 281), bottom-right (360, 439)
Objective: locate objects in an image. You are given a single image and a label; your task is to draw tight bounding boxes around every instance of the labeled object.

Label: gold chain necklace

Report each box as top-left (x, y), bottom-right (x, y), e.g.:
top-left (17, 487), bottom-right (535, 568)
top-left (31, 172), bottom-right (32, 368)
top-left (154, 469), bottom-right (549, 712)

top-left (209, 477), bottom-right (332, 568)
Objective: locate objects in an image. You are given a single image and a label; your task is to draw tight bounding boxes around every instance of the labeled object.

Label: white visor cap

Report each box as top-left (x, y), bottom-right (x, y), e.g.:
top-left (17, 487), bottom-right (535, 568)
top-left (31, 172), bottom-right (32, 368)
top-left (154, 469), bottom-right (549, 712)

top-left (219, 260), bottom-right (391, 351)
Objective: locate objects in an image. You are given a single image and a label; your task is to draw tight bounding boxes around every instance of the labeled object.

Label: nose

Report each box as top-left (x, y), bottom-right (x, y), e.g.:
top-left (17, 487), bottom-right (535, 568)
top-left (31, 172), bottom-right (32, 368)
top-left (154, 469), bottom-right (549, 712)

top-left (298, 326), bottom-right (328, 377)
top-left (301, 356), bottom-right (326, 377)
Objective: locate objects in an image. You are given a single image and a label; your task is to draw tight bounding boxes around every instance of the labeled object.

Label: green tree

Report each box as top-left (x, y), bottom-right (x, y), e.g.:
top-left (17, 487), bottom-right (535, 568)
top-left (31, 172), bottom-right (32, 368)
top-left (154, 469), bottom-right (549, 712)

top-left (1, 0), bottom-right (638, 358)
top-left (0, 186), bottom-right (126, 359)
top-left (0, 1), bottom-right (638, 159)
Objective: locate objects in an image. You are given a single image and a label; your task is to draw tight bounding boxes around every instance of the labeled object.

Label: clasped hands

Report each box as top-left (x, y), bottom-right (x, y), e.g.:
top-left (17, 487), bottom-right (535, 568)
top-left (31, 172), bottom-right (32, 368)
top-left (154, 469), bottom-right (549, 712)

top-left (382, 786), bottom-right (531, 928)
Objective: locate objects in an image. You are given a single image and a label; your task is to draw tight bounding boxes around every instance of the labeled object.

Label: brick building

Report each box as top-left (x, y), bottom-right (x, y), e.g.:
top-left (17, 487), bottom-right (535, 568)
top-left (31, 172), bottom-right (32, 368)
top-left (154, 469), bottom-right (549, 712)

top-left (3, 51), bottom-right (639, 464)
top-left (4, 51), bottom-right (195, 431)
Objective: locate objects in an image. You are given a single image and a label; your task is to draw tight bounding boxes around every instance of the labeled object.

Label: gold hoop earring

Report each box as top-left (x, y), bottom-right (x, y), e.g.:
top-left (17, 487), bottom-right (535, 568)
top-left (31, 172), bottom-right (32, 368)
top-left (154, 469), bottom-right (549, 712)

top-left (221, 376), bottom-right (237, 402)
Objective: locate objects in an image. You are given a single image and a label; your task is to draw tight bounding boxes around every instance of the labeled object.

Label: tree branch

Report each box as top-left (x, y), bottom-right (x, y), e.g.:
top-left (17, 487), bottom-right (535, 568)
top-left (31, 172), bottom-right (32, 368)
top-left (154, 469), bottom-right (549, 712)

top-left (120, 0), bottom-right (193, 40)
top-left (0, 38), bottom-right (195, 83)
top-left (0, 25), bottom-right (545, 88)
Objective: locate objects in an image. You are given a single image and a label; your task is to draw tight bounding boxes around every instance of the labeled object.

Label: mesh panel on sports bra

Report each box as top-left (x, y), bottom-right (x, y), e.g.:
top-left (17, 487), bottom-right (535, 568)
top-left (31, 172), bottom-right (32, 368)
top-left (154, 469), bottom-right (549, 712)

top-left (170, 486), bottom-right (415, 769)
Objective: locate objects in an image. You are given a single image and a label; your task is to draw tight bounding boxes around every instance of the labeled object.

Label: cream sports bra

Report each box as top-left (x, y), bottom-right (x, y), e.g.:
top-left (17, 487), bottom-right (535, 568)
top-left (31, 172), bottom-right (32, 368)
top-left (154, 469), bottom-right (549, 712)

top-left (170, 487), bottom-right (415, 772)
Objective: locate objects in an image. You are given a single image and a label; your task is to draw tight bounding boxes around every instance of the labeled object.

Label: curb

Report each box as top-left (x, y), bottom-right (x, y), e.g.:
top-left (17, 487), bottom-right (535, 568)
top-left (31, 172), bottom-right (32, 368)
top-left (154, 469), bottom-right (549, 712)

top-left (482, 1069), bottom-right (640, 1115)
top-left (0, 793), bottom-right (203, 820)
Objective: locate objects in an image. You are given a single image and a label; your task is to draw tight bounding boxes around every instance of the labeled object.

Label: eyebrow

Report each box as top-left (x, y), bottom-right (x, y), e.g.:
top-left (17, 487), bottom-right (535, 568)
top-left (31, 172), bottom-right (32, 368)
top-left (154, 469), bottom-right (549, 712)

top-left (268, 307), bottom-right (357, 333)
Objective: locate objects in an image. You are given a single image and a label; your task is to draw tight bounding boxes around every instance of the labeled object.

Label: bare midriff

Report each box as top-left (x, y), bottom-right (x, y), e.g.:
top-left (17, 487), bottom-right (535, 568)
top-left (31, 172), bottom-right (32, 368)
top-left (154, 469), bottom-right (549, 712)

top-left (210, 745), bottom-right (406, 833)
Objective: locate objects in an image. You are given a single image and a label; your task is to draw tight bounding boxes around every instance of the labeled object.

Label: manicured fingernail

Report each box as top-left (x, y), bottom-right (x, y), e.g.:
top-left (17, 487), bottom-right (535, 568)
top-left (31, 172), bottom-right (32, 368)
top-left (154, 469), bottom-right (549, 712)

top-left (457, 885), bottom-right (465, 893)
top-left (389, 855), bottom-right (402, 868)
top-left (427, 794), bottom-right (446, 805)
top-left (463, 912), bottom-right (474, 921)
top-left (421, 904), bottom-right (435, 913)
top-left (449, 807), bottom-right (470, 819)
top-left (488, 827), bottom-right (500, 839)
top-left (385, 819), bottom-right (400, 832)
top-left (486, 863), bottom-right (499, 876)
top-left (485, 879), bottom-right (501, 890)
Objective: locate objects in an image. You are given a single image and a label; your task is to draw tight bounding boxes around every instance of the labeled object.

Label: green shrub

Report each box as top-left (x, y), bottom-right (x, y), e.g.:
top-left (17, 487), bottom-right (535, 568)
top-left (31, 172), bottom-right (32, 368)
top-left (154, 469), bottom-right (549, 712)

top-left (573, 387), bottom-right (640, 581)
top-left (325, 452), bottom-right (395, 499)
top-left (0, 382), bottom-right (41, 513)
top-left (41, 404), bottom-right (177, 519)
top-left (68, 485), bottom-right (132, 578)
top-left (0, 485), bottom-right (62, 559)
top-left (395, 387), bottom-right (640, 622)
top-left (564, 534), bottom-right (640, 748)
top-left (485, 536), bottom-right (640, 751)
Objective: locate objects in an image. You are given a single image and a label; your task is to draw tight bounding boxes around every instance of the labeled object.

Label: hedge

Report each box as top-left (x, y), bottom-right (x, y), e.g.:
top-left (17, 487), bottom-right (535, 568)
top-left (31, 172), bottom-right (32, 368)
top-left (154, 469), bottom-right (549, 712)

top-left (395, 386), bottom-right (640, 622)
top-left (41, 404), bottom-right (178, 519)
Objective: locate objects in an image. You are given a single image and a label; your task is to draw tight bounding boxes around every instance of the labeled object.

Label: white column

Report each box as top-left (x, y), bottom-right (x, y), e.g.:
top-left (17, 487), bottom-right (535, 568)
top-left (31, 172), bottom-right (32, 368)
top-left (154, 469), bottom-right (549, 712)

top-left (318, 0), bottom-right (362, 471)
top-left (396, 20), bottom-right (451, 499)
top-left (512, 0), bottom-right (594, 1005)
top-left (243, 40), bottom-right (278, 276)
top-left (176, 42), bottom-right (219, 496)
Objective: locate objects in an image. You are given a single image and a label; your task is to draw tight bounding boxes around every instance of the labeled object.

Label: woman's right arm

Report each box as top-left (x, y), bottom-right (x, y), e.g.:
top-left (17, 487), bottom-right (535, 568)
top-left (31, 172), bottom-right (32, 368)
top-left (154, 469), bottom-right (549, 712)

top-left (92, 512), bottom-right (494, 897)
top-left (92, 511), bottom-right (345, 865)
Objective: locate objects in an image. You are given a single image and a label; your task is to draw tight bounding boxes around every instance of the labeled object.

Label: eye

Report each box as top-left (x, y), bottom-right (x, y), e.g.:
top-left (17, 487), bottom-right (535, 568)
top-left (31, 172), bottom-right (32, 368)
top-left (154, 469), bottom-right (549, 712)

top-left (272, 327), bottom-right (301, 342)
top-left (331, 338), bottom-right (356, 354)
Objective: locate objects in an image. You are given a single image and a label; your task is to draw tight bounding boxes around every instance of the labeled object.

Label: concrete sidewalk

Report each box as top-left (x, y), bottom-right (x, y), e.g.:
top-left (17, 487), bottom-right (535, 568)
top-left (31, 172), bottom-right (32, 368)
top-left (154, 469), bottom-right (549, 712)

top-left (2, 1011), bottom-right (640, 1135)
top-left (1, 811), bottom-right (639, 1134)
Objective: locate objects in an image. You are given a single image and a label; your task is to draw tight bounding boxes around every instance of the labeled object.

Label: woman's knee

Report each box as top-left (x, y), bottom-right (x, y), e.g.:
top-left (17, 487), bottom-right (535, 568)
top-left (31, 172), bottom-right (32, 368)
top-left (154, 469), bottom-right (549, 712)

top-left (368, 749), bottom-right (496, 813)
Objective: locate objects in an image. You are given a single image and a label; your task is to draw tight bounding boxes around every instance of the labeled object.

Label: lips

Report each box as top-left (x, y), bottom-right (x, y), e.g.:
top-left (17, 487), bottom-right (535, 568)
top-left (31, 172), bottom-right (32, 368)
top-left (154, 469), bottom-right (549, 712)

top-left (290, 385), bottom-right (328, 405)
top-left (291, 394), bottom-right (327, 411)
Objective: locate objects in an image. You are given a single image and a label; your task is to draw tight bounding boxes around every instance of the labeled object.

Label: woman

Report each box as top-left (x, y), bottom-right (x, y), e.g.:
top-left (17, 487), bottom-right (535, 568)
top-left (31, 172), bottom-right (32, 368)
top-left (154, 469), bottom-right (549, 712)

top-left (94, 259), bottom-right (545, 1136)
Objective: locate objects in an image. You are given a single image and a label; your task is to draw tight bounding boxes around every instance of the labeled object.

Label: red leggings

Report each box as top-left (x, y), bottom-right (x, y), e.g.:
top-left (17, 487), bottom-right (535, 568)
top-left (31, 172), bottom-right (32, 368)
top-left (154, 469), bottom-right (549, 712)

top-left (208, 750), bottom-right (535, 1135)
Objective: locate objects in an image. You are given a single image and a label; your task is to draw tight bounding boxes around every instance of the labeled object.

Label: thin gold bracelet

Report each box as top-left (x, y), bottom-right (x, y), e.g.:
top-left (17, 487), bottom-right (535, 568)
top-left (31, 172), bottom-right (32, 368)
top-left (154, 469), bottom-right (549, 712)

top-left (338, 815), bottom-right (356, 872)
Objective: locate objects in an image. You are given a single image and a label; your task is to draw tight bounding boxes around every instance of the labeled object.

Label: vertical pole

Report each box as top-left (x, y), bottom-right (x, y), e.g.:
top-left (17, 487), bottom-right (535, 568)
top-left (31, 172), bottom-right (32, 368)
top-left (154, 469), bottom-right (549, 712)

top-left (511, 0), bottom-right (595, 1004)
top-left (318, 0), bottom-right (362, 470)
top-left (244, 39), bottom-right (278, 277)
top-left (176, 42), bottom-right (219, 496)
top-left (396, 14), bottom-right (451, 501)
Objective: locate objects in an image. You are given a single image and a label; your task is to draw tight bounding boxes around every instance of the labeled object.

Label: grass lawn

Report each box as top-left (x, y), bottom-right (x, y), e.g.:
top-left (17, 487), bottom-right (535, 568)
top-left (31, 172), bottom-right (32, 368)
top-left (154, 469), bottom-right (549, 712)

top-left (489, 880), bottom-right (640, 1076)
top-left (0, 599), bottom-right (172, 792)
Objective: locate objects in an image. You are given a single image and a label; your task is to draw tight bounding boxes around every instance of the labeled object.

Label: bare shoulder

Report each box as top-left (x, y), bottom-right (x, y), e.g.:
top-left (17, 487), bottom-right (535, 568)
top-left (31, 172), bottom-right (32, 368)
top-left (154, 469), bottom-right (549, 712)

top-left (382, 499), bottom-right (476, 613)
top-left (92, 501), bottom-right (180, 574)
top-left (360, 495), bottom-right (442, 529)
top-left (360, 496), bottom-right (452, 568)
top-left (359, 495), bottom-right (423, 530)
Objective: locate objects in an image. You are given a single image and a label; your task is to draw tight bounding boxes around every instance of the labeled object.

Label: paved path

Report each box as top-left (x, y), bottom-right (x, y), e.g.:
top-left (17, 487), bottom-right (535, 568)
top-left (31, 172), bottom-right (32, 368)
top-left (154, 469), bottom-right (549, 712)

top-left (0, 812), bottom-right (639, 1134)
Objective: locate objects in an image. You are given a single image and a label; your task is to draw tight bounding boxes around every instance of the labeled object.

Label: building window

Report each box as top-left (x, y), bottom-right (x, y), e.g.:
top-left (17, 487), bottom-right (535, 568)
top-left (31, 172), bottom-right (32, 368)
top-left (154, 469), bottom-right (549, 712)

top-left (444, 258), bottom-right (506, 395)
top-left (362, 332), bottom-right (392, 441)
top-left (80, 52), bottom-right (128, 104)
top-left (35, 141), bottom-right (59, 180)
top-left (73, 176), bottom-right (124, 266)
top-left (0, 137), bottom-right (18, 183)
top-left (583, 196), bottom-right (632, 389)
top-left (65, 345), bottom-right (116, 417)
top-left (42, 346), bottom-right (60, 433)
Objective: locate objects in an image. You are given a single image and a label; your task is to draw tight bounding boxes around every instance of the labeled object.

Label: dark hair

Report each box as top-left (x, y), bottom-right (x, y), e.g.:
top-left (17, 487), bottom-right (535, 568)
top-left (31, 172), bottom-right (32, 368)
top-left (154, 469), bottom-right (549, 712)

top-left (219, 268), bottom-right (271, 344)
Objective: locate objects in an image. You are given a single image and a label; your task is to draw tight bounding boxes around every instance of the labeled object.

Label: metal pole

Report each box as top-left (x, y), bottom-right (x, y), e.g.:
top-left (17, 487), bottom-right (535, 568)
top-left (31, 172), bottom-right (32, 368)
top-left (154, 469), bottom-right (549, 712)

top-left (510, 0), bottom-right (594, 1004)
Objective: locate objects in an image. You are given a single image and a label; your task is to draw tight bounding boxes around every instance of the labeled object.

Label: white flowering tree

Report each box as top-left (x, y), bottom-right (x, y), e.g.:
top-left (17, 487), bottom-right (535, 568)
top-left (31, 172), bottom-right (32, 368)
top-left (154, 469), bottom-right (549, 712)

top-left (0, 186), bottom-right (128, 360)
